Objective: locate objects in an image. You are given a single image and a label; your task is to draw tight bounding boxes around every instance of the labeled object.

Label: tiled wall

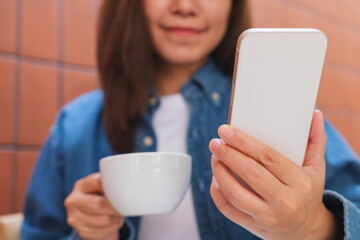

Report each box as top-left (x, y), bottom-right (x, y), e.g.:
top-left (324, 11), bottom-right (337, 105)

top-left (0, 0), bottom-right (100, 215)
top-left (0, 0), bottom-right (359, 215)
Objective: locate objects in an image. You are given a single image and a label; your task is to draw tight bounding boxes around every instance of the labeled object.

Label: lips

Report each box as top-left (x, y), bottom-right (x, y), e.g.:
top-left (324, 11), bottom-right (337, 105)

top-left (161, 25), bottom-right (206, 37)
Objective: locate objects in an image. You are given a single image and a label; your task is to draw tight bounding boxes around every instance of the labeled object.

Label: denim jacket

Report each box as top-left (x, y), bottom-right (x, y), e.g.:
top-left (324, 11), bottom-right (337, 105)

top-left (21, 60), bottom-right (360, 239)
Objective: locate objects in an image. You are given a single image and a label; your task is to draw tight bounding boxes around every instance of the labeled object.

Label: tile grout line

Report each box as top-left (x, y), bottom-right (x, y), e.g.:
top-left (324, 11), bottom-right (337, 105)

top-left (0, 144), bottom-right (40, 152)
top-left (0, 52), bottom-right (16, 61)
top-left (94, 0), bottom-right (100, 78)
top-left (317, 105), bottom-right (360, 120)
top-left (0, 145), bottom-right (16, 151)
top-left (324, 60), bottom-right (360, 79)
top-left (0, 53), bottom-right (97, 74)
top-left (19, 56), bottom-right (58, 68)
top-left (281, 0), bottom-right (291, 28)
top-left (11, 0), bottom-right (23, 214)
top-left (57, 0), bottom-right (65, 110)
top-left (63, 63), bottom-right (97, 74)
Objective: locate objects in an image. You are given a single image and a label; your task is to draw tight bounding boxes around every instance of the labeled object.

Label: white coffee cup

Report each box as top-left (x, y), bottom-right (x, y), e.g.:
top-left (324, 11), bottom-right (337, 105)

top-left (99, 152), bottom-right (192, 216)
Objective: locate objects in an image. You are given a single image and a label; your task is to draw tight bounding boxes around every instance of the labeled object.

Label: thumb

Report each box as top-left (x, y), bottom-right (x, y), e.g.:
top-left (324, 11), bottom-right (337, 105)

top-left (75, 172), bottom-right (105, 195)
top-left (302, 110), bottom-right (327, 170)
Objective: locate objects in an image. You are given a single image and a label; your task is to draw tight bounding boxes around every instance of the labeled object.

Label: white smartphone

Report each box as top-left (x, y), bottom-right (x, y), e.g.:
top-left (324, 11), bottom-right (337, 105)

top-left (228, 28), bottom-right (327, 166)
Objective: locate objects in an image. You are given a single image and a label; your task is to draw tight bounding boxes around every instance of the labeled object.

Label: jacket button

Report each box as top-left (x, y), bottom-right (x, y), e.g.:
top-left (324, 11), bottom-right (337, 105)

top-left (148, 97), bottom-right (157, 106)
top-left (212, 92), bottom-right (220, 101)
top-left (143, 136), bottom-right (153, 147)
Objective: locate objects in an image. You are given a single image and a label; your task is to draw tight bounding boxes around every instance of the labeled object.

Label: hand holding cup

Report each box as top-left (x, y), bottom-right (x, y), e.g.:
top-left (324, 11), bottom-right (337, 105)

top-left (64, 173), bottom-right (124, 240)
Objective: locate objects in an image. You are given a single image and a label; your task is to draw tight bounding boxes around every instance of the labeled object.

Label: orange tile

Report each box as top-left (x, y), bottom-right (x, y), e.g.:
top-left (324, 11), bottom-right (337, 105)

top-left (260, 0), bottom-right (276, 28)
top-left (346, 0), bottom-right (360, 27)
top-left (309, 0), bottom-right (338, 19)
top-left (0, 0), bottom-right (16, 53)
top-left (19, 63), bottom-right (58, 146)
top-left (317, 66), bottom-right (360, 111)
top-left (341, 75), bottom-right (360, 111)
top-left (334, 28), bottom-right (351, 67)
top-left (324, 113), bottom-right (360, 157)
top-left (16, 151), bottom-right (38, 212)
top-left (249, 0), bottom-right (267, 27)
top-left (335, 0), bottom-right (350, 23)
top-left (342, 30), bottom-right (354, 68)
top-left (20, 0), bottom-right (58, 60)
top-left (352, 33), bottom-right (360, 70)
top-left (64, 70), bottom-right (98, 104)
top-left (265, 1), bottom-right (286, 27)
top-left (286, 7), bottom-right (314, 28)
top-left (0, 151), bottom-right (13, 215)
top-left (290, 0), bottom-right (313, 10)
top-left (0, 60), bottom-right (15, 144)
top-left (64, 0), bottom-right (97, 67)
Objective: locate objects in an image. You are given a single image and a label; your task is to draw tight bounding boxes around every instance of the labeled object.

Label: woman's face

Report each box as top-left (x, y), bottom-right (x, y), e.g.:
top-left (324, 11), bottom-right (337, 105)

top-left (143, 0), bottom-right (232, 66)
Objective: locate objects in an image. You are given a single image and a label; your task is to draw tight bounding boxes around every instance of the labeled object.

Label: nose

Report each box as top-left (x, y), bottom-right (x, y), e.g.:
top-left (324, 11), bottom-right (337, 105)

top-left (170, 0), bottom-right (198, 17)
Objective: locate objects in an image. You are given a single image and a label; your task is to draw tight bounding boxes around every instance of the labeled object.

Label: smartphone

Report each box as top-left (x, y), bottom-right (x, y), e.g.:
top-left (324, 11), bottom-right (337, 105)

top-left (228, 28), bottom-right (327, 166)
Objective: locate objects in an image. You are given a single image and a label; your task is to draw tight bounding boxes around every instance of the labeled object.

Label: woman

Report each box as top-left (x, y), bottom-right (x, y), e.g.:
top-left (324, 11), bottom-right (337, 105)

top-left (21, 0), bottom-right (360, 239)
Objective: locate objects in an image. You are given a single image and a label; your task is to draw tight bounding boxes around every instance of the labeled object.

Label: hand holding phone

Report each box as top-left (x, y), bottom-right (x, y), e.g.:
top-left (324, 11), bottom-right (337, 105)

top-left (209, 29), bottom-right (340, 240)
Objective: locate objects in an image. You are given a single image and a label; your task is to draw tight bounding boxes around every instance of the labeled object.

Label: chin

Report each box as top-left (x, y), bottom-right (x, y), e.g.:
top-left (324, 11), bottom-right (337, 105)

top-left (162, 52), bottom-right (208, 66)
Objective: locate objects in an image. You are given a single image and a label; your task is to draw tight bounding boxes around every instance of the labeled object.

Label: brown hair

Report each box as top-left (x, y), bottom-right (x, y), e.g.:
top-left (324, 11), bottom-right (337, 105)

top-left (97, 0), bottom-right (251, 153)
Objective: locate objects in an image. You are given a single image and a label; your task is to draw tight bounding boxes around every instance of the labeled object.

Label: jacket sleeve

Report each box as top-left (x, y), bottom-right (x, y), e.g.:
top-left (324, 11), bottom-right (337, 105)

top-left (20, 112), bottom-right (73, 240)
top-left (20, 110), bottom-right (141, 240)
top-left (323, 120), bottom-right (360, 240)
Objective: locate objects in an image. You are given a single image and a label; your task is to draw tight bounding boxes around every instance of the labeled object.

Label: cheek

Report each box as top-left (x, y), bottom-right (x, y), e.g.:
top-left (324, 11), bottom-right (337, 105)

top-left (193, 2), bottom-right (232, 56)
top-left (143, 1), bottom-right (168, 50)
top-left (198, 10), bottom-right (230, 54)
top-left (207, 3), bottom-right (232, 40)
top-left (143, 0), bottom-right (164, 19)
top-left (143, 0), bottom-right (167, 33)
top-left (207, 19), bottom-right (229, 46)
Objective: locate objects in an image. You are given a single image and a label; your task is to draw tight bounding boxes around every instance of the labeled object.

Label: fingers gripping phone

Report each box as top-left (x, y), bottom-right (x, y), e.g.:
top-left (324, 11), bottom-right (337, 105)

top-left (228, 28), bottom-right (327, 166)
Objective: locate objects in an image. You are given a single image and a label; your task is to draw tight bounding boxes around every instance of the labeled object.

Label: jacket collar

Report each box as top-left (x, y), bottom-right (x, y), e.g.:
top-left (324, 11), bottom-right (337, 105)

top-left (147, 59), bottom-right (232, 111)
top-left (185, 59), bottom-right (231, 107)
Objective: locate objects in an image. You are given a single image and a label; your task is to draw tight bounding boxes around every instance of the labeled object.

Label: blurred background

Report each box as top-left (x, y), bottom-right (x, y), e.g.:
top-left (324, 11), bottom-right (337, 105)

top-left (0, 0), bottom-right (360, 217)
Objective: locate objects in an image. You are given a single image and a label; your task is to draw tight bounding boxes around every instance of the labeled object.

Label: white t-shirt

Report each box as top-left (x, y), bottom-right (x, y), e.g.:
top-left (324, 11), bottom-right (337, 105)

top-left (138, 94), bottom-right (201, 240)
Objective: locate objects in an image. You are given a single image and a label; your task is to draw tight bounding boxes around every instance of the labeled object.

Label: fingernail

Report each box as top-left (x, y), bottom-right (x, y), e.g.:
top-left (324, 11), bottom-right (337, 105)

top-left (212, 176), bottom-right (219, 188)
top-left (219, 125), bottom-right (234, 139)
top-left (210, 139), bottom-right (222, 150)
